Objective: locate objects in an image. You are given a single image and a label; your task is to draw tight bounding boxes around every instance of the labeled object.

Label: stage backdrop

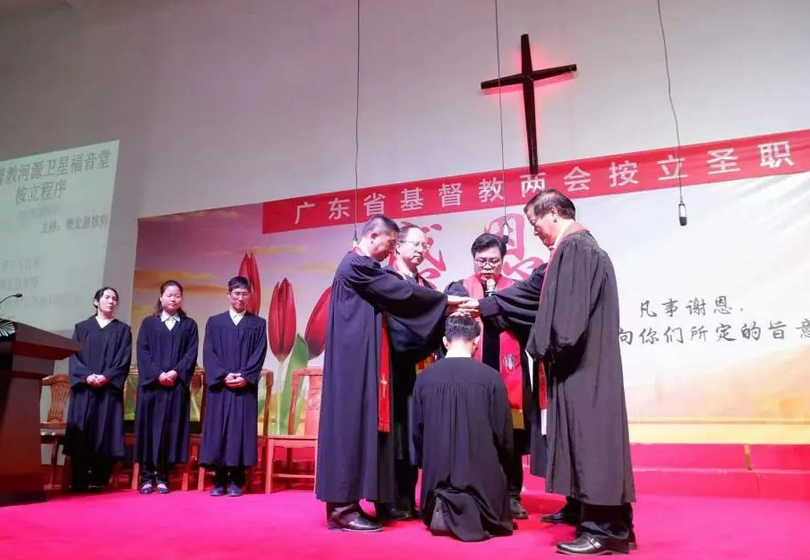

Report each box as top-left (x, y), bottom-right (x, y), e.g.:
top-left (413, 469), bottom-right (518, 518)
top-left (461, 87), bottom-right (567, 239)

top-left (132, 128), bottom-right (810, 444)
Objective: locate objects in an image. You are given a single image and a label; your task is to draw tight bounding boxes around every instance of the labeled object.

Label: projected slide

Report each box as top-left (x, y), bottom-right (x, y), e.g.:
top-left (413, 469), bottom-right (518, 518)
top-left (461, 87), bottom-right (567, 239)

top-left (0, 141), bottom-right (119, 334)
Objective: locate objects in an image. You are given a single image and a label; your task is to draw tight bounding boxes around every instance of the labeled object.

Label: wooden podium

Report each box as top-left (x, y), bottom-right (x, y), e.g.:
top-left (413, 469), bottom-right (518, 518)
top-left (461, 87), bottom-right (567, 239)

top-left (0, 323), bottom-right (80, 506)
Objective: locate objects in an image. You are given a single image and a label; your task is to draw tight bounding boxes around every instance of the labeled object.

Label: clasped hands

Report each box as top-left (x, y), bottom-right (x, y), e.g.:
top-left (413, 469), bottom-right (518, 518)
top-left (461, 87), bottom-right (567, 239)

top-left (446, 295), bottom-right (481, 318)
top-left (158, 370), bottom-right (179, 387)
top-left (224, 372), bottom-right (248, 388)
top-left (86, 373), bottom-right (108, 387)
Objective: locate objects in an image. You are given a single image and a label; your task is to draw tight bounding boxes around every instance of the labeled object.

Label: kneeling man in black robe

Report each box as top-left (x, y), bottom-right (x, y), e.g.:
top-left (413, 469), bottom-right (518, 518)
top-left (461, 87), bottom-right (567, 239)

top-left (412, 315), bottom-right (514, 542)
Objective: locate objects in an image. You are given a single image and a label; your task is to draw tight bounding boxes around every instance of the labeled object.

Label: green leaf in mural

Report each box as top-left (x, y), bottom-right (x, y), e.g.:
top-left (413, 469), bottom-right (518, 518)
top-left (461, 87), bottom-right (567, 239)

top-left (278, 334), bottom-right (309, 435)
top-left (293, 376), bottom-right (309, 436)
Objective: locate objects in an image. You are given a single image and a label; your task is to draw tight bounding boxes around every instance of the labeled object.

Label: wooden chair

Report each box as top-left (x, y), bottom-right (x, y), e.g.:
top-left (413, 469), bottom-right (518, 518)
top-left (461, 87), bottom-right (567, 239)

top-left (246, 370), bottom-right (274, 492)
top-left (264, 366), bottom-right (322, 493)
top-left (41, 374), bottom-right (70, 489)
top-left (197, 369), bottom-right (274, 492)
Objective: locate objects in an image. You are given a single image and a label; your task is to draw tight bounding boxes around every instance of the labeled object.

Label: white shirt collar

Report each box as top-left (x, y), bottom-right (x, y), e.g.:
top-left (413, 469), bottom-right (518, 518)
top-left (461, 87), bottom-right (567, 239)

top-left (161, 311), bottom-right (180, 323)
top-left (445, 347), bottom-right (472, 358)
top-left (95, 315), bottom-right (113, 328)
top-left (230, 308), bottom-right (246, 325)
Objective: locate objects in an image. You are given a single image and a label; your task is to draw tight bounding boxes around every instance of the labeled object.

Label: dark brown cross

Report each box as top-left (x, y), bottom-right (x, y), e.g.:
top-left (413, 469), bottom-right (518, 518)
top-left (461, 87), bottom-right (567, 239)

top-left (481, 34), bottom-right (576, 175)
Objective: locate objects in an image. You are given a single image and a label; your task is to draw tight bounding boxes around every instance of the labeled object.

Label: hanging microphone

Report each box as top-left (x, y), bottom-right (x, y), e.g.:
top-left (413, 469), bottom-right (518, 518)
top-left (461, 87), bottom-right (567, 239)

top-left (0, 293), bottom-right (23, 306)
top-left (485, 278), bottom-right (496, 297)
top-left (501, 221), bottom-right (509, 244)
top-left (678, 201), bottom-right (687, 227)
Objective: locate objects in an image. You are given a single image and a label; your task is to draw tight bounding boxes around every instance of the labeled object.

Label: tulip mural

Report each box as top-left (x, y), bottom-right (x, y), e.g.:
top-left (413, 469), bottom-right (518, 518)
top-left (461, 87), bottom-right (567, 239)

top-left (265, 277), bottom-right (332, 435)
top-left (238, 253), bottom-right (262, 315)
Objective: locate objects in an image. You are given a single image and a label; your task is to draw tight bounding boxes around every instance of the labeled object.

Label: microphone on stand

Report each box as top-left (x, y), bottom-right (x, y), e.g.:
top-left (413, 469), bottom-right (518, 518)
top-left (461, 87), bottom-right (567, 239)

top-left (0, 293), bottom-right (23, 306)
top-left (485, 278), bottom-right (496, 297)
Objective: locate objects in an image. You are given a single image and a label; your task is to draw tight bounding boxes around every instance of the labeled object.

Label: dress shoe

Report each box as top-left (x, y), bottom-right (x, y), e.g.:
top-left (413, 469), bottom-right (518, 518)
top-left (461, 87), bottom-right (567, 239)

top-left (378, 504), bottom-right (414, 522)
top-left (210, 486), bottom-right (226, 497)
top-left (557, 534), bottom-right (630, 556)
top-left (510, 497), bottom-right (529, 520)
top-left (540, 508), bottom-right (579, 525)
top-left (156, 483), bottom-right (170, 495)
top-left (575, 528), bottom-right (636, 551)
top-left (139, 483), bottom-right (154, 495)
top-left (228, 483), bottom-right (243, 497)
top-left (328, 514), bottom-right (383, 533)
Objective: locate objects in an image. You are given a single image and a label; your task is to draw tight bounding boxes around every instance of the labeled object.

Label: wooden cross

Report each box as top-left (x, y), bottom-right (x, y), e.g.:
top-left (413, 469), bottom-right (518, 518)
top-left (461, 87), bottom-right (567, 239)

top-left (481, 34), bottom-right (577, 175)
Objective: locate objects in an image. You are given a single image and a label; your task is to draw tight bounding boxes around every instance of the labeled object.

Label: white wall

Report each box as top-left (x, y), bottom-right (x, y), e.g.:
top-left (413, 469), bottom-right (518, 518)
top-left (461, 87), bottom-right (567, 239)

top-left (2, 0), bottom-right (809, 323)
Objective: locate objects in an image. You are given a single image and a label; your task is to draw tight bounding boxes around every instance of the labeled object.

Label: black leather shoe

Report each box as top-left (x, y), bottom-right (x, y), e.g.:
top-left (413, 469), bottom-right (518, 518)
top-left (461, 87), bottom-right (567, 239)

top-left (139, 483), bottom-right (154, 495)
top-left (540, 508), bottom-right (579, 525)
top-left (156, 483), bottom-right (170, 495)
top-left (576, 527), bottom-right (636, 551)
top-left (210, 486), bottom-right (226, 497)
top-left (328, 514), bottom-right (383, 533)
top-left (378, 504), bottom-right (414, 522)
top-left (228, 483), bottom-right (243, 497)
top-left (557, 534), bottom-right (630, 556)
top-left (510, 497), bottom-right (529, 520)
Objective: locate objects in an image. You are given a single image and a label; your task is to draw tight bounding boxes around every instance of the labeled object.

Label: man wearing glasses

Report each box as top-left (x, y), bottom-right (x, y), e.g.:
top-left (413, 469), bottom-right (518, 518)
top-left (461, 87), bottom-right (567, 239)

top-left (382, 225), bottom-right (441, 521)
top-left (451, 232), bottom-right (536, 521)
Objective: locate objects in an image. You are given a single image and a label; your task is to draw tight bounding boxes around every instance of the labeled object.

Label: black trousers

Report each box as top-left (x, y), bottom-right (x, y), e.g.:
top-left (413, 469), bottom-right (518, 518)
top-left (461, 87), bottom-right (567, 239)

top-left (71, 455), bottom-right (114, 489)
top-left (565, 497), bottom-right (634, 542)
top-left (139, 461), bottom-right (171, 485)
top-left (326, 501), bottom-right (364, 522)
top-left (213, 466), bottom-right (246, 488)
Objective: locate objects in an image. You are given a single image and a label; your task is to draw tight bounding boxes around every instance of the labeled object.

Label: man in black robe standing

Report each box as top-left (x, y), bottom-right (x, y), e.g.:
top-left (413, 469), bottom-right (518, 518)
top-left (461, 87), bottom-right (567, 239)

top-left (413, 315), bottom-right (514, 542)
top-left (383, 224), bottom-right (440, 521)
top-left (316, 215), bottom-right (465, 532)
top-left (200, 276), bottom-right (268, 497)
top-left (467, 190), bottom-right (636, 555)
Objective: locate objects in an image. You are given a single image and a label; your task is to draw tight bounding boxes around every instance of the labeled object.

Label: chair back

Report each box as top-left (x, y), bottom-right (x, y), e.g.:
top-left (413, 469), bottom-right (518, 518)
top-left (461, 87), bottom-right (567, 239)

top-left (42, 374), bottom-right (70, 427)
top-left (287, 367), bottom-right (323, 436)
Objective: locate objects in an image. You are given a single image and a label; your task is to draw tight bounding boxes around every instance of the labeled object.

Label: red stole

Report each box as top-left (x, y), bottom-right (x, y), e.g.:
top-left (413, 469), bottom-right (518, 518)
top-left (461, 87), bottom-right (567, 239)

top-left (464, 275), bottom-right (526, 428)
top-left (354, 248), bottom-right (393, 433)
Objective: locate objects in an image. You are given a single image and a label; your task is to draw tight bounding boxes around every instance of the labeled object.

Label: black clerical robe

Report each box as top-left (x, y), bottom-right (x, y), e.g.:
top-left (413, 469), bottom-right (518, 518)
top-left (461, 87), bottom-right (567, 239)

top-left (527, 231), bottom-right (635, 506)
top-left (200, 312), bottom-right (267, 468)
top-left (134, 315), bottom-right (199, 466)
top-left (413, 357), bottom-right (514, 541)
top-left (64, 318), bottom-right (132, 460)
top-left (315, 252), bottom-right (447, 504)
top-left (385, 268), bottom-right (440, 512)
top-left (477, 263), bottom-right (548, 475)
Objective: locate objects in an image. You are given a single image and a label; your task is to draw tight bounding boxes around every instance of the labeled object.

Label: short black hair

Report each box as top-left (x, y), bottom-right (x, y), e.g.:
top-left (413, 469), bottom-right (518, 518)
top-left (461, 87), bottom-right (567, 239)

top-left (524, 189), bottom-right (576, 220)
top-left (396, 224), bottom-right (423, 244)
top-left (361, 214), bottom-right (399, 237)
top-left (444, 315), bottom-right (481, 342)
top-left (228, 276), bottom-right (251, 292)
top-left (470, 232), bottom-right (507, 258)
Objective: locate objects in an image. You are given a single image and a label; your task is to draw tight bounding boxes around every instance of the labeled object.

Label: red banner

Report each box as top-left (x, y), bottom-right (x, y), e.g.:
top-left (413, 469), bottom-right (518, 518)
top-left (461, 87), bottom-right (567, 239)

top-left (262, 128), bottom-right (810, 234)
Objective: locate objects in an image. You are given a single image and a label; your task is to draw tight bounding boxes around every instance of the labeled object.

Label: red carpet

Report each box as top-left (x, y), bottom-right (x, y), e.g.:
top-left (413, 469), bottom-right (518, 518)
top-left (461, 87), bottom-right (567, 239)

top-left (1, 489), bottom-right (808, 559)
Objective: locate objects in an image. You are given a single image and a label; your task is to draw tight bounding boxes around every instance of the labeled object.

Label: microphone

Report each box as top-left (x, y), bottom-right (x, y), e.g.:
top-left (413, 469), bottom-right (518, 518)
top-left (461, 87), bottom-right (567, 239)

top-left (0, 293), bottom-right (23, 306)
top-left (678, 201), bottom-right (687, 227)
top-left (485, 278), bottom-right (496, 297)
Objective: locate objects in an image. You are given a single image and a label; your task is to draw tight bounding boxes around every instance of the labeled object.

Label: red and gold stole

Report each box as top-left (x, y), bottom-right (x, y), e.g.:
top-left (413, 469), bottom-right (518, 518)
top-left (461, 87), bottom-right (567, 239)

top-left (353, 248), bottom-right (393, 433)
top-left (464, 275), bottom-right (526, 428)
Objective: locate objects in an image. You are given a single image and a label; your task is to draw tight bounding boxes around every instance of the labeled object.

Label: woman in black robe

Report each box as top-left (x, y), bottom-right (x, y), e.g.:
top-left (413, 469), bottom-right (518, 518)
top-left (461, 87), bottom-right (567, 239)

top-left (135, 280), bottom-right (199, 494)
top-left (64, 287), bottom-right (132, 491)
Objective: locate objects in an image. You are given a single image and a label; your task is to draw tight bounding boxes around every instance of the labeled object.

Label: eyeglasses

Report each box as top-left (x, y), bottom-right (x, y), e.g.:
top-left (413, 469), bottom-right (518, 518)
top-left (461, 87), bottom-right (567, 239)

top-left (474, 257), bottom-right (502, 267)
top-left (402, 241), bottom-right (428, 249)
